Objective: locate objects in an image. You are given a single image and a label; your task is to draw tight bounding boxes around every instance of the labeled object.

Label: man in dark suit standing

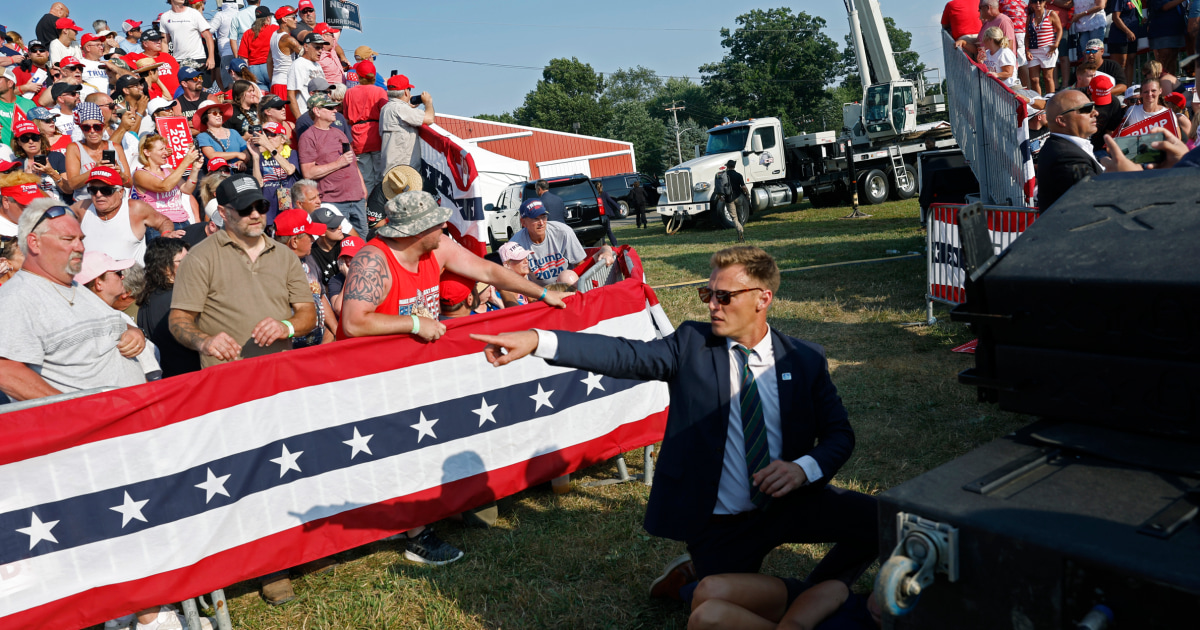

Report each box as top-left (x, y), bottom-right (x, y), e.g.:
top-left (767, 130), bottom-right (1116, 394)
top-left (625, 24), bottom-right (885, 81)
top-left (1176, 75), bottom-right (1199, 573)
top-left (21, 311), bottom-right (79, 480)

top-left (536, 179), bottom-right (567, 224)
top-left (1037, 90), bottom-right (1102, 212)
top-left (471, 246), bottom-right (877, 601)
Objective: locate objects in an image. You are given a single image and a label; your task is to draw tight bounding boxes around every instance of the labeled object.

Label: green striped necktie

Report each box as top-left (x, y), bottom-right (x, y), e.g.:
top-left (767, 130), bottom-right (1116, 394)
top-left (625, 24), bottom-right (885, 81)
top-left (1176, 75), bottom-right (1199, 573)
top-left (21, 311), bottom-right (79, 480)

top-left (735, 345), bottom-right (771, 509)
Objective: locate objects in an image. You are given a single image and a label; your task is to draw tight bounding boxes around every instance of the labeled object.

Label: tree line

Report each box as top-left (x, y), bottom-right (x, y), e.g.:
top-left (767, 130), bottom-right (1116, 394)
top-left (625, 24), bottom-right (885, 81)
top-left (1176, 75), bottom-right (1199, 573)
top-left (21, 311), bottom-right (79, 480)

top-left (475, 8), bottom-right (926, 178)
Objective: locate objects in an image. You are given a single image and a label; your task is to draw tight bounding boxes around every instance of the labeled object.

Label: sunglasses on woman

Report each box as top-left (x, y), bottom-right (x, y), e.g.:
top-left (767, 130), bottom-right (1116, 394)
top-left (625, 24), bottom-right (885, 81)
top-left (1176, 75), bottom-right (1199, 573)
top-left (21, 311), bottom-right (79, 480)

top-left (697, 287), bottom-right (763, 305)
top-left (32, 205), bottom-right (71, 230)
top-left (17, 134), bottom-right (40, 143)
top-left (263, 131), bottom-right (280, 138)
top-left (87, 184), bottom-right (119, 197)
top-left (78, 123), bottom-right (105, 133)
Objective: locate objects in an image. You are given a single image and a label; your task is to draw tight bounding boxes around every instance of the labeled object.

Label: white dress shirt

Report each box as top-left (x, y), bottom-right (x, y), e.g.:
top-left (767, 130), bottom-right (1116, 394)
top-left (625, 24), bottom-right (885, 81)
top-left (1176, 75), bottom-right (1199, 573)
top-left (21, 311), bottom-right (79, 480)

top-left (532, 327), bottom-right (823, 515)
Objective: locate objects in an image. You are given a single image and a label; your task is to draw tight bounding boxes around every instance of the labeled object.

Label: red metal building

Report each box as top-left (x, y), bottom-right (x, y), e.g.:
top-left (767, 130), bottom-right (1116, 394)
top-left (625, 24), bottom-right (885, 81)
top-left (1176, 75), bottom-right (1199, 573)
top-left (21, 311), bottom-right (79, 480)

top-left (434, 113), bottom-right (637, 180)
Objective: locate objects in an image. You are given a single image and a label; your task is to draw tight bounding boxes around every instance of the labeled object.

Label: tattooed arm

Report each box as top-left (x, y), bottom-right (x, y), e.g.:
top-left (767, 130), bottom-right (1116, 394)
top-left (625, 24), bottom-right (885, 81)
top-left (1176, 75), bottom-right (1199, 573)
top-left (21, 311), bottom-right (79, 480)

top-left (169, 308), bottom-right (243, 362)
top-left (339, 246), bottom-right (444, 340)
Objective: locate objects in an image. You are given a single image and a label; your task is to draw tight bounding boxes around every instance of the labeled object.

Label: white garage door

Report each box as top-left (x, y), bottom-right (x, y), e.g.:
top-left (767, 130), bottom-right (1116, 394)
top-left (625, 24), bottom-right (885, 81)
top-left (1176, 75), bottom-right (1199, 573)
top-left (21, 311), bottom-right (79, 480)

top-left (538, 158), bottom-right (592, 179)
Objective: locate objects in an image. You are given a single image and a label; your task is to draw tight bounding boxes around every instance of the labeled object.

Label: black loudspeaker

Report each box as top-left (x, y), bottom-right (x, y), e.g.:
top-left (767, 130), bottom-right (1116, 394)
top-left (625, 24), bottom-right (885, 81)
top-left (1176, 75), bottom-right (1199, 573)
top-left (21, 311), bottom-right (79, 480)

top-left (953, 169), bottom-right (1200, 440)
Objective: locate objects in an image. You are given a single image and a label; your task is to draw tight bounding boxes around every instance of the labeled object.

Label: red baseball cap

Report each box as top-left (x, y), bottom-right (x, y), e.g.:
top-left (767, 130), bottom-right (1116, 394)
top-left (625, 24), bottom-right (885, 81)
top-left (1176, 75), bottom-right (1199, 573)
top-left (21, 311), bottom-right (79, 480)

top-left (55, 18), bottom-right (84, 32)
top-left (262, 121), bottom-right (287, 134)
top-left (123, 20), bottom-right (143, 32)
top-left (274, 208), bottom-right (325, 236)
top-left (1165, 92), bottom-right (1187, 110)
top-left (207, 157), bottom-right (230, 171)
top-left (439, 271), bottom-right (473, 307)
top-left (339, 235), bottom-right (365, 258)
top-left (1089, 75), bottom-right (1114, 106)
top-left (0, 182), bottom-right (46, 205)
top-left (58, 56), bottom-right (84, 69)
top-left (298, 0), bottom-right (315, 10)
top-left (386, 74), bottom-right (414, 91)
top-left (12, 121), bottom-right (39, 137)
top-left (81, 33), bottom-right (104, 46)
top-left (87, 165), bottom-right (123, 186)
top-left (274, 5), bottom-right (298, 20)
top-left (314, 23), bottom-right (339, 35)
top-left (353, 60), bottom-right (376, 77)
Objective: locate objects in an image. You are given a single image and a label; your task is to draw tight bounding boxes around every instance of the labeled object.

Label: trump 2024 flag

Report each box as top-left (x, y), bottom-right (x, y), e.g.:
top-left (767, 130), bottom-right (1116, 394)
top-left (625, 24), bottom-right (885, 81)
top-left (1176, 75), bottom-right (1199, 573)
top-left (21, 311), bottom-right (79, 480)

top-left (0, 273), bottom-right (671, 628)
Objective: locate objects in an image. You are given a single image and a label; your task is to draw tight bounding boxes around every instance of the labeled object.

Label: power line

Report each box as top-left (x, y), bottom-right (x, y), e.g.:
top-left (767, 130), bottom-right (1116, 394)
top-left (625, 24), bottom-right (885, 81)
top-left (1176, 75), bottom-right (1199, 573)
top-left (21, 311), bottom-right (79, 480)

top-left (362, 15), bottom-right (848, 33)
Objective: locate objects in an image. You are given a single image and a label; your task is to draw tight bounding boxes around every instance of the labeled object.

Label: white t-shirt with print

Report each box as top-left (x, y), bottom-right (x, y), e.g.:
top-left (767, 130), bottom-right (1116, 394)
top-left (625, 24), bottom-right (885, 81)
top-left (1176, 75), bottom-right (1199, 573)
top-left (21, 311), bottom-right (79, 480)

top-left (161, 8), bottom-right (211, 61)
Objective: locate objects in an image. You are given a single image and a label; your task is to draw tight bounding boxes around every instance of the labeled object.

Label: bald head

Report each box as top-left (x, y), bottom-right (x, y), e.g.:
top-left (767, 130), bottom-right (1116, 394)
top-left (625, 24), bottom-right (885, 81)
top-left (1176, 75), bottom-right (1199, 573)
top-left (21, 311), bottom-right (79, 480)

top-left (1046, 89), bottom-right (1097, 137)
top-left (50, 3), bottom-right (68, 17)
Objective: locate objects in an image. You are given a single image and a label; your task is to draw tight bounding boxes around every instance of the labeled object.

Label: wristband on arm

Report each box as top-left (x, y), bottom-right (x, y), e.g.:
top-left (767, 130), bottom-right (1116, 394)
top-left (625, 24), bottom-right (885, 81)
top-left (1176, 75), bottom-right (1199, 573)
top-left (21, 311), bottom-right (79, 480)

top-left (410, 314), bottom-right (420, 335)
top-left (282, 319), bottom-right (294, 338)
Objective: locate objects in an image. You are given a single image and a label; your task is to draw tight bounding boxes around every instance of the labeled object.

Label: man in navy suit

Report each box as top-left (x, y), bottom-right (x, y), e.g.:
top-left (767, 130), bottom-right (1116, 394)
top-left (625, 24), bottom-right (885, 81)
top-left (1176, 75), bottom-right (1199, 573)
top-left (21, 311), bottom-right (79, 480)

top-left (471, 246), bottom-right (877, 601)
top-left (536, 179), bottom-right (568, 224)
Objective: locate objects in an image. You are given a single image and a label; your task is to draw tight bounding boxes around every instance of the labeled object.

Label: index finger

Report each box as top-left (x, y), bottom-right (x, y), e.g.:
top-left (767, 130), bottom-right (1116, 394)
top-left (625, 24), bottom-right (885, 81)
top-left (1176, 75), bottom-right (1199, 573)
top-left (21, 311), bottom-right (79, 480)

top-left (469, 333), bottom-right (507, 345)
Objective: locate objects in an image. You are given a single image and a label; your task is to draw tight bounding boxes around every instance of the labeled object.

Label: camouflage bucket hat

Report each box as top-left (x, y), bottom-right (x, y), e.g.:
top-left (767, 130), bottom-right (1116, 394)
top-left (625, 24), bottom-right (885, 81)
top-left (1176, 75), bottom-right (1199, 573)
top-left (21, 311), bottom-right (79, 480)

top-left (376, 190), bottom-right (452, 238)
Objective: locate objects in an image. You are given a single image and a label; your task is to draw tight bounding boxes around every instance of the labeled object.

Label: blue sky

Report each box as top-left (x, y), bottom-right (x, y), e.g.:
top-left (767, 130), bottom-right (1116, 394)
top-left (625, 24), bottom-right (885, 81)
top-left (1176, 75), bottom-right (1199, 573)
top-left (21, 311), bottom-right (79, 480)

top-left (4, 1), bottom-right (948, 117)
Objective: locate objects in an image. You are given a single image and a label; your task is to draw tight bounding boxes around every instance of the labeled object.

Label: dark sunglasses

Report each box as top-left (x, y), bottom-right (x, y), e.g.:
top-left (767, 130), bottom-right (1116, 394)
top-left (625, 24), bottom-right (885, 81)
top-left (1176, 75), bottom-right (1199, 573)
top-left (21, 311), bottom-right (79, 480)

top-left (235, 201), bottom-right (267, 217)
top-left (300, 7), bottom-right (315, 12)
top-left (32, 205), bottom-right (71, 230)
top-left (1, 234), bottom-right (16, 244)
top-left (1084, 48), bottom-right (1102, 54)
top-left (263, 130), bottom-right (281, 138)
top-left (1059, 102), bottom-right (1096, 117)
top-left (17, 134), bottom-right (41, 143)
top-left (30, 47), bottom-right (48, 53)
top-left (79, 123), bottom-right (105, 133)
top-left (698, 287), bottom-right (763, 305)
top-left (87, 184), bottom-right (119, 197)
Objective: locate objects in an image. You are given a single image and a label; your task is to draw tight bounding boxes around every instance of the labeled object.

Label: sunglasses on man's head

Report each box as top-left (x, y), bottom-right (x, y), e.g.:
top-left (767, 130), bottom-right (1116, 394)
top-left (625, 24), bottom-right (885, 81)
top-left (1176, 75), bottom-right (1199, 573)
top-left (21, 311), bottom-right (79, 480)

top-left (32, 205), bottom-right (71, 230)
top-left (17, 134), bottom-right (40, 143)
top-left (87, 184), bottom-right (119, 197)
top-left (697, 287), bottom-right (763, 305)
top-left (78, 123), bottom-right (105, 133)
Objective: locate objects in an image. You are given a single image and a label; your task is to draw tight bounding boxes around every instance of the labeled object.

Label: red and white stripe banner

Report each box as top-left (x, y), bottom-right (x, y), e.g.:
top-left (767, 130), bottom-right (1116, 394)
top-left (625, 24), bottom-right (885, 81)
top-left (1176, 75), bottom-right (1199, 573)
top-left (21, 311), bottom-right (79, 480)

top-left (927, 204), bottom-right (1036, 304)
top-left (0, 274), bottom-right (671, 628)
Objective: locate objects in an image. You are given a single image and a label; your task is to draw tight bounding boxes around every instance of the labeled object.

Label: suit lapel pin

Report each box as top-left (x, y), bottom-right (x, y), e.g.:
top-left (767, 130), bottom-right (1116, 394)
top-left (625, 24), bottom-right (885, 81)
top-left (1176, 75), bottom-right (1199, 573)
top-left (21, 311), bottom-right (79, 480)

top-left (781, 373), bottom-right (792, 381)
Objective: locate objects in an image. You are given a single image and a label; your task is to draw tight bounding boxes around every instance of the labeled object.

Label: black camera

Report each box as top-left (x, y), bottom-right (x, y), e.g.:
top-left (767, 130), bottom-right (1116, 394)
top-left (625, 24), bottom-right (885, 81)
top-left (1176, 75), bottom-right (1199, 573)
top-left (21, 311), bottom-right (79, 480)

top-left (18, 57), bottom-right (33, 72)
top-left (249, 125), bottom-right (263, 135)
top-left (410, 94), bottom-right (423, 106)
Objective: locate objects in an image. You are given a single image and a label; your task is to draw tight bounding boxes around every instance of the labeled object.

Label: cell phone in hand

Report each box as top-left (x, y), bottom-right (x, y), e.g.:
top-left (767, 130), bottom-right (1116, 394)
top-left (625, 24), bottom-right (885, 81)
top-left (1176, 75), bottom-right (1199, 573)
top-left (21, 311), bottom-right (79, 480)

top-left (34, 155), bottom-right (48, 166)
top-left (1114, 132), bottom-right (1165, 164)
top-left (341, 141), bottom-right (351, 154)
top-left (102, 150), bottom-right (117, 164)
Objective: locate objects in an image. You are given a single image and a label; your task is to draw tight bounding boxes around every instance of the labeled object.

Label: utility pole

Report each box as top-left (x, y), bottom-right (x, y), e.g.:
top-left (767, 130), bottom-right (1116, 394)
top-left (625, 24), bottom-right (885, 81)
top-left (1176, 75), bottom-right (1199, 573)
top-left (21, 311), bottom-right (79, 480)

top-left (665, 101), bottom-right (685, 165)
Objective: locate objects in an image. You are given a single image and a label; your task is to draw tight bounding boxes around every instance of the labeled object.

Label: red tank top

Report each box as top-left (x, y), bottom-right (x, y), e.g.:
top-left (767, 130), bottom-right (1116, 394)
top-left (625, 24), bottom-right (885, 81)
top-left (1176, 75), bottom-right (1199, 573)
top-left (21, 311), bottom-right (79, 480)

top-left (337, 238), bottom-right (441, 340)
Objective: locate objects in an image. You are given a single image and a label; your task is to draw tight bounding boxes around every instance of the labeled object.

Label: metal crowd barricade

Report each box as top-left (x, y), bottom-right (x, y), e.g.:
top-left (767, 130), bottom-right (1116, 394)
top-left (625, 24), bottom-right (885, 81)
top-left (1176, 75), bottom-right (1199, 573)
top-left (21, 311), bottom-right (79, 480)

top-left (941, 30), bottom-right (1030, 207)
top-left (925, 203), bottom-right (1038, 324)
top-left (2, 388), bottom-right (232, 630)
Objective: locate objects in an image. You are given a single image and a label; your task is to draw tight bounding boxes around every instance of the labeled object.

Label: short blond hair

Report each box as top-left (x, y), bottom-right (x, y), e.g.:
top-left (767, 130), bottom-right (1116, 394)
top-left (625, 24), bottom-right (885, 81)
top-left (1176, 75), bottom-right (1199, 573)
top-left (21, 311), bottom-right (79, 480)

top-left (710, 246), bottom-right (780, 293)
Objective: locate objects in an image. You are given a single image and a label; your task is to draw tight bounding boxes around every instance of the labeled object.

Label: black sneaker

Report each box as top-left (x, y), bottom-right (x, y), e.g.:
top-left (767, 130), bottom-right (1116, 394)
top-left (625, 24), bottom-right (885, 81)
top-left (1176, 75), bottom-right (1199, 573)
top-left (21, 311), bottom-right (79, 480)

top-left (404, 527), bottom-right (464, 566)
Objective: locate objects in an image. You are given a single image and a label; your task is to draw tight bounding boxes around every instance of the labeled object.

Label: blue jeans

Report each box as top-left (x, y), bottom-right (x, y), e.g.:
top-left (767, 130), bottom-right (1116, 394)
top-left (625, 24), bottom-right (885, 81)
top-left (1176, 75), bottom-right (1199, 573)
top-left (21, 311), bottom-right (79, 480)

top-left (1076, 27), bottom-right (1106, 57)
top-left (248, 63), bottom-right (270, 91)
top-left (327, 198), bottom-right (368, 239)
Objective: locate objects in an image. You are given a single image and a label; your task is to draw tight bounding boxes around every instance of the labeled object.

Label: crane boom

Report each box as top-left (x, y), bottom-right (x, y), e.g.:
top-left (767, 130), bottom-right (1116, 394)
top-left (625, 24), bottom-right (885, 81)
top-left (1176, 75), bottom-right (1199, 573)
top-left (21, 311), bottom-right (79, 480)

top-left (844, 0), bottom-right (901, 86)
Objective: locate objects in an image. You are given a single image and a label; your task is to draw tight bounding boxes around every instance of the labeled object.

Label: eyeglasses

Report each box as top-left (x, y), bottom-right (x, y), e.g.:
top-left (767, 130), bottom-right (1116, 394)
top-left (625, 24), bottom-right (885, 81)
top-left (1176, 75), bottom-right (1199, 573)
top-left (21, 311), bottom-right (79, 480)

top-left (18, 134), bottom-right (41, 143)
top-left (263, 131), bottom-right (281, 138)
top-left (79, 123), bottom-right (105, 133)
top-left (87, 184), bottom-right (119, 197)
top-left (1084, 48), bottom-right (1102, 54)
top-left (106, 269), bottom-right (125, 279)
top-left (300, 8), bottom-right (315, 12)
top-left (32, 205), bottom-right (70, 230)
top-left (697, 287), bottom-right (763, 305)
top-left (1059, 102), bottom-right (1096, 117)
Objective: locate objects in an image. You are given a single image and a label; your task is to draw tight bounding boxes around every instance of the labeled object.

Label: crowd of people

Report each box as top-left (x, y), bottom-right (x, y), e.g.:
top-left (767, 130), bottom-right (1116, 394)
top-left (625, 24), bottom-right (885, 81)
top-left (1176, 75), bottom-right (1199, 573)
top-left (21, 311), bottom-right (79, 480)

top-left (943, 0), bottom-right (1200, 210)
top-left (0, 2), bottom-right (637, 627)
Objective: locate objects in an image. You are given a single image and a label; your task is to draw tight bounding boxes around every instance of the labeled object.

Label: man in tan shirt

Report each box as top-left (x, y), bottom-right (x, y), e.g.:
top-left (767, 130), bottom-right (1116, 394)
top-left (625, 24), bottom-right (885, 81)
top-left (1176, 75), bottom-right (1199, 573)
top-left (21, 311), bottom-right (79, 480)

top-left (169, 173), bottom-right (315, 368)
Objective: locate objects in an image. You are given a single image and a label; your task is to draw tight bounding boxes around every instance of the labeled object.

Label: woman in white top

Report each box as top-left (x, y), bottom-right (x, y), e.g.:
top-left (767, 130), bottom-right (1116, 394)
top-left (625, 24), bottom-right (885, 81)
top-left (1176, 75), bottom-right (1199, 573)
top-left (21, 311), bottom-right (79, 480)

top-left (64, 102), bottom-right (132, 209)
top-left (1121, 79), bottom-right (1190, 139)
top-left (982, 27), bottom-right (1020, 88)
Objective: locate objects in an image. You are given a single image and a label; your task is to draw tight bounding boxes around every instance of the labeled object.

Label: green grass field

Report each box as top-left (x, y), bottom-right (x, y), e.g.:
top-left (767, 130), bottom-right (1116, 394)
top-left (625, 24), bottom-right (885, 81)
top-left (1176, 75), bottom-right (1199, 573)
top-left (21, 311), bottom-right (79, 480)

top-left (187, 200), bottom-right (1027, 629)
